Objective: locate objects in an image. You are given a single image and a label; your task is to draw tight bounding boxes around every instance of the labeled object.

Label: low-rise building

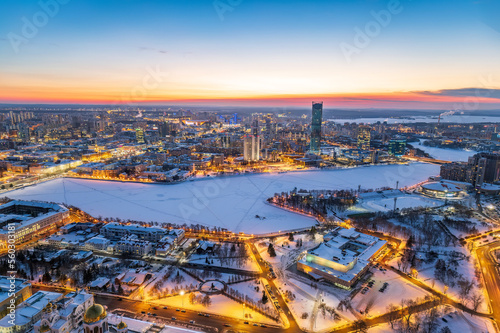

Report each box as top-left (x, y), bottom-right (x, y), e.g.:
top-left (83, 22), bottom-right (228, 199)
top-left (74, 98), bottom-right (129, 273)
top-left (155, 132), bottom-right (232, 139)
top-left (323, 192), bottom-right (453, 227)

top-left (0, 277), bottom-right (32, 319)
top-left (0, 291), bottom-right (63, 333)
top-left (0, 201), bottom-right (70, 248)
top-left (114, 237), bottom-right (152, 257)
top-left (100, 222), bottom-right (166, 242)
top-left (297, 228), bottom-right (386, 289)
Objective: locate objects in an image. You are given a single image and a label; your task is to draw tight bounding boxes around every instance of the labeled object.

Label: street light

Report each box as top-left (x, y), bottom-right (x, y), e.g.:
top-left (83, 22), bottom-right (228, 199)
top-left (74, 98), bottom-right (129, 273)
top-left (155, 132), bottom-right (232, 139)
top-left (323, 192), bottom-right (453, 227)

top-left (180, 290), bottom-right (185, 307)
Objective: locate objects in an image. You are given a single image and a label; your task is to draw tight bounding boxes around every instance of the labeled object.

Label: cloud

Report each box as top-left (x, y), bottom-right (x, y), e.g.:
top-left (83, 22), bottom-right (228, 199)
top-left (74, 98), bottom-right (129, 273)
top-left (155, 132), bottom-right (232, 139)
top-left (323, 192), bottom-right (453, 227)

top-left (138, 47), bottom-right (168, 54)
top-left (415, 88), bottom-right (500, 100)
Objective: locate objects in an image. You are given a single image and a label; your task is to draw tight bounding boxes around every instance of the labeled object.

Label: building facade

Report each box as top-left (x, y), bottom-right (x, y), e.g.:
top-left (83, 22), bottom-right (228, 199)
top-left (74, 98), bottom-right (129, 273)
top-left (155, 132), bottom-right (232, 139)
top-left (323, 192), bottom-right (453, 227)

top-left (310, 102), bottom-right (323, 154)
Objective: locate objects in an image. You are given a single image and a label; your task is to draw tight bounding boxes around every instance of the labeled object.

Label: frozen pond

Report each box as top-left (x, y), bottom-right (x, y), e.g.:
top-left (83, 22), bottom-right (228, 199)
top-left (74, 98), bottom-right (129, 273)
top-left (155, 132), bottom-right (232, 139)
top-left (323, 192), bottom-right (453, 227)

top-left (5, 163), bottom-right (439, 234)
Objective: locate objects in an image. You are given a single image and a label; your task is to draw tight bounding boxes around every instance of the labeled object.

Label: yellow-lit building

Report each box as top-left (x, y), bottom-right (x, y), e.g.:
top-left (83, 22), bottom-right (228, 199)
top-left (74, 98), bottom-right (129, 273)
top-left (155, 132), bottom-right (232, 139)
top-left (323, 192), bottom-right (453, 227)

top-left (0, 201), bottom-right (70, 248)
top-left (297, 227), bottom-right (386, 289)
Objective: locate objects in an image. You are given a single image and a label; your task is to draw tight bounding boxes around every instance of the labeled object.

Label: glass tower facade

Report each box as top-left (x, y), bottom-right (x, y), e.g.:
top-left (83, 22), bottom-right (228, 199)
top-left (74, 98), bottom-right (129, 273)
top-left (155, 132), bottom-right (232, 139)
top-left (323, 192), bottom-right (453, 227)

top-left (310, 102), bottom-right (323, 154)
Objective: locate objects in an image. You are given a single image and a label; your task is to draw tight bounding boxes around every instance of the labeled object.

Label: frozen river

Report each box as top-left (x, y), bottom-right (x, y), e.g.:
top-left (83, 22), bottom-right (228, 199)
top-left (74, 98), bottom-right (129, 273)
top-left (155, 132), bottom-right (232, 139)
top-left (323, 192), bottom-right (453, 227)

top-left (6, 163), bottom-right (439, 234)
top-left (415, 140), bottom-right (477, 162)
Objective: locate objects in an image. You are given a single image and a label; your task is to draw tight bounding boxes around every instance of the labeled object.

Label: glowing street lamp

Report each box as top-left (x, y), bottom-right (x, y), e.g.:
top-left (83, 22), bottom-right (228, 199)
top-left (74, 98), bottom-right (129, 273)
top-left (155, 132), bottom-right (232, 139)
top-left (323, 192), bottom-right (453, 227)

top-left (180, 290), bottom-right (185, 307)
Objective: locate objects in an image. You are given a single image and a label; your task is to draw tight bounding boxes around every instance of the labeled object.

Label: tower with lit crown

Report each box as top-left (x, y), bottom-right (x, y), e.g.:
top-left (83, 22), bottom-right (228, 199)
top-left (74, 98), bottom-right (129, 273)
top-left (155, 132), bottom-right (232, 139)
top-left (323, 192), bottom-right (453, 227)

top-left (310, 102), bottom-right (323, 154)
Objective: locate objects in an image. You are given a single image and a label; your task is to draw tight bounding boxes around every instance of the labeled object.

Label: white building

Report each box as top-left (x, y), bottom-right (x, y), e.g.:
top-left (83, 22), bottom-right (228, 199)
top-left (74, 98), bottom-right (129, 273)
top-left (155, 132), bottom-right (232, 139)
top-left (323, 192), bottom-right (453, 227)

top-left (100, 223), bottom-right (166, 242)
top-left (85, 236), bottom-right (111, 251)
top-left (114, 236), bottom-right (152, 257)
top-left (297, 228), bottom-right (386, 289)
top-left (33, 291), bottom-right (93, 333)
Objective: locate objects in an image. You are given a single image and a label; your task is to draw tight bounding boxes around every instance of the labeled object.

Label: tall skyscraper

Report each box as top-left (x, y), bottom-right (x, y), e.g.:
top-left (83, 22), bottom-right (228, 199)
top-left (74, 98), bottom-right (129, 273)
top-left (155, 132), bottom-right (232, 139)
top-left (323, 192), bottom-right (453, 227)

top-left (357, 125), bottom-right (371, 151)
top-left (243, 120), bottom-right (260, 161)
top-left (310, 102), bottom-right (323, 154)
top-left (135, 128), bottom-right (145, 144)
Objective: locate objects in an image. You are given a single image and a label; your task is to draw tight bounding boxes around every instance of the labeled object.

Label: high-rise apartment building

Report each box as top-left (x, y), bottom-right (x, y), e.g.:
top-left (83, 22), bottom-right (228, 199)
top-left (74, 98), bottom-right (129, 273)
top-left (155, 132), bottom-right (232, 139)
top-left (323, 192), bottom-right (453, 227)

top-left (357, 126), bottom-right (371, 151)
top-left (243, 120), bottom-right (260, 161)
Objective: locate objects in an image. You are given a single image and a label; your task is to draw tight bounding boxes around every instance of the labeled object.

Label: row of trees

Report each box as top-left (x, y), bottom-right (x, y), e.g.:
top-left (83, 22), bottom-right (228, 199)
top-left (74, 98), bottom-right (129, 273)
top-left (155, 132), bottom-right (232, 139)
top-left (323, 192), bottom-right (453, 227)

top-left (188, 293), bottom-right (212, 307)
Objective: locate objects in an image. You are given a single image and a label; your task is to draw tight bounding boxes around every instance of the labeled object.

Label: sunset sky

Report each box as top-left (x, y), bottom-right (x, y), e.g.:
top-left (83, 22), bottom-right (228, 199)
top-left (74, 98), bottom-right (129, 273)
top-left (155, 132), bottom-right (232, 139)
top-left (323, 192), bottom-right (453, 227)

top-left (1, 0), bottom-right (500, 109)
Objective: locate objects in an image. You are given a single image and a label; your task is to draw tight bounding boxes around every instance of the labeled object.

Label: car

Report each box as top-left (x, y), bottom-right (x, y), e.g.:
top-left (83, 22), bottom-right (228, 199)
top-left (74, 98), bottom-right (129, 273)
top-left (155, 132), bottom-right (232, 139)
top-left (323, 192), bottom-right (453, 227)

top-left (176, 309), bottom-right (180, 312)
top-left (253, 323), bottom-right (259, 326)
top-left (244, 321), bottom-right (249, 324)
top-left (181, 310), bottom-right (186, 313)
top-left (163, 306), bottom-right (168, 309)
top-left (141, 311), bottom-right (146, 314)
top-left (189, 320), bottom-right (195, 324)
top-left (147, 312), bottom-right (151, 315)
top-left (198, 313), bottom-right (204, 316)
top-left (153, 313), bottom-right (157, 317)
top-left (204, 314), bottom-right (210, 317)
top-left (171, 317), bottom-right (177, 320)
top-left (261, 324), bottom-right (267, 328)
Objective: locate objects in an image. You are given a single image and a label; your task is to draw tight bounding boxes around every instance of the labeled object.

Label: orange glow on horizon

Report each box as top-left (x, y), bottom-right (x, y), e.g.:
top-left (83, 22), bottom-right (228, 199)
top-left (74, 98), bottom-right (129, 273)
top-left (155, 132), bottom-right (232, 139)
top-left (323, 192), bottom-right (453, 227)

top-left (2, 91), bottom-right (499, 109)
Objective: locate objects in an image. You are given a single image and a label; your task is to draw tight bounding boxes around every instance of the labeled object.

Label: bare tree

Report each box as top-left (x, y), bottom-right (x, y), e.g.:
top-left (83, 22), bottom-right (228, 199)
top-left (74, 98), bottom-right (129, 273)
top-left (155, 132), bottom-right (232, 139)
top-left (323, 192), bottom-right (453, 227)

top-left (352, 320), bottom-right (368, 333)
top-left (421, 306), bottom-right (441, 333)
top-left (386, 303), bottom-right (400, 329)
top-left (469, 292), bottom-right (483, 312)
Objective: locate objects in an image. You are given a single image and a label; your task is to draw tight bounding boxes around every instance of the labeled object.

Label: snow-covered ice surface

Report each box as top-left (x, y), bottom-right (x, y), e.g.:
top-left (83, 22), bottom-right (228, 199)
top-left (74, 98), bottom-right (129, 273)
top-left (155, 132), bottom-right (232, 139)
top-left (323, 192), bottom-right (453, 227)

top-left (328, 115), bottom-right (500, 125)
top-left (415, 140), bottom-right (477, 162)
top-left (5, 163), bottom-right (439, 234)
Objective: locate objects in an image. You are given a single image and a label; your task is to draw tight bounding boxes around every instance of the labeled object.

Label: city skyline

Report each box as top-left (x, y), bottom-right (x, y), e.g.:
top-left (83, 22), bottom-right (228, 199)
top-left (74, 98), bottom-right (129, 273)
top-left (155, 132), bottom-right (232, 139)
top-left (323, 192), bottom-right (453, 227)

top-left (1, 0), bottom-right (500, 109)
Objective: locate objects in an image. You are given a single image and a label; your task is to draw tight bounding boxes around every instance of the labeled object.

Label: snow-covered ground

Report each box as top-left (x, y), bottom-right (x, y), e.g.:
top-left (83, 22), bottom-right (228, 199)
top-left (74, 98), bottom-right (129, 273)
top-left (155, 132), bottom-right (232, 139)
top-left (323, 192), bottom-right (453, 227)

top-left (187, 252), bottom-right (259, 272)
top-left (282, 276), bottom-right (356, 332)
top-left (415, 140), bottom-right (477, 162)
top-left (151, 292), bottom-right (278, 325)
top-left (356, 191), bottom-right (444, 213)
top-left (351, 269), bottom-right (430, 318)
top-left (5, 163), bottom-right (439, 234)
top-left (368, 307), bottom-right (495, 333)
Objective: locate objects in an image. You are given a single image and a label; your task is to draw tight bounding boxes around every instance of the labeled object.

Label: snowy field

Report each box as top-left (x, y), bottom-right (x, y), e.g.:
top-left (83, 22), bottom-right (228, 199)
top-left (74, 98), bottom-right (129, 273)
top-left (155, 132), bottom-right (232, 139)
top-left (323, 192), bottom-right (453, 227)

top-left (351, 269), bottom-right (430, 317)
top-left (415, 141), bottom-right (477, 162)
top-left (5, 163), bottom-right (439, 234)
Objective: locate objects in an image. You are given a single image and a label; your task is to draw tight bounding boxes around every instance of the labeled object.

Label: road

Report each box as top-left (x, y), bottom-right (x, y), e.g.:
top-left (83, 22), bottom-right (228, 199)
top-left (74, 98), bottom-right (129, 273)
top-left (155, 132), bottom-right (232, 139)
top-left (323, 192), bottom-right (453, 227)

top-left (383, 264), bottom-right (491, 318)
top-left (476, 240), bottom-right (500, 329)
top-left (33, 285), bottom-right (289, 333)
top-left (248, 242), bottom-right (301, 332)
